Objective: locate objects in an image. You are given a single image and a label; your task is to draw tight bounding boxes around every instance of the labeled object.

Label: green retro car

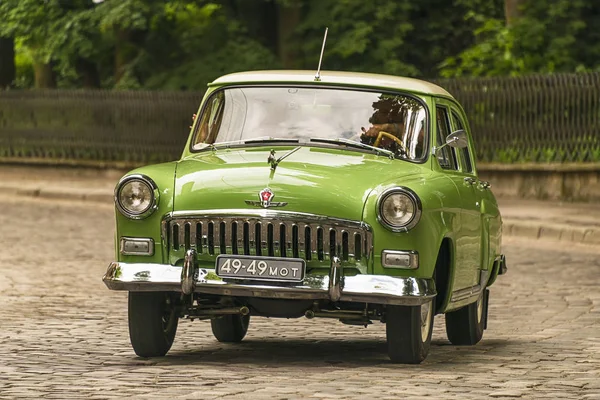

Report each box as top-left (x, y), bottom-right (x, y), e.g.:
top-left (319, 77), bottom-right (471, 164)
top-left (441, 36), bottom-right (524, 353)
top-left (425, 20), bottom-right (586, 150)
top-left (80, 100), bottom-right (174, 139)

top-left (103, 70), bottom-right (506, 364)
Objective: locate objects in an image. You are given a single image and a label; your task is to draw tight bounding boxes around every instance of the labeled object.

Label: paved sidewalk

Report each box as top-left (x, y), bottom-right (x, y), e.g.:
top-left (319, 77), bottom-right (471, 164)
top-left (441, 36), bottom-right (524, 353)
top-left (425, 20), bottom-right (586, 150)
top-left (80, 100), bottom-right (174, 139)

top-left (1, 164), bottom-right (599, 245)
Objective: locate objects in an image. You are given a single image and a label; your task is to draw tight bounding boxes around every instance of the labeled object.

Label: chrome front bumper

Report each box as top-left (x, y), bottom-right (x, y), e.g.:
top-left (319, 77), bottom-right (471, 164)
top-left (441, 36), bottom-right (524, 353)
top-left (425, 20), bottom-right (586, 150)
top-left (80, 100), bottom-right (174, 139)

top-left (102, 251), bottom-right (436, 306)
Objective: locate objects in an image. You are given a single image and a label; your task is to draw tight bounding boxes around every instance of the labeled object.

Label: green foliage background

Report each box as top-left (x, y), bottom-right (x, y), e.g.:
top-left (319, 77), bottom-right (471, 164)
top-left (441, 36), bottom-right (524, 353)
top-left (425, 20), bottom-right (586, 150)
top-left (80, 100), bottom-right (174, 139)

top-left (2, 0), bottom-right (599, 89)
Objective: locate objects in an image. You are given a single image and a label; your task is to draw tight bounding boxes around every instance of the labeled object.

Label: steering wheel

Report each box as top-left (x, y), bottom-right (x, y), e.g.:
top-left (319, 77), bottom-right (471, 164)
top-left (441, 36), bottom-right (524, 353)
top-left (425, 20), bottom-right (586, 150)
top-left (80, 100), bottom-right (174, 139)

top-left (373, 131), bottom-right (408, 155)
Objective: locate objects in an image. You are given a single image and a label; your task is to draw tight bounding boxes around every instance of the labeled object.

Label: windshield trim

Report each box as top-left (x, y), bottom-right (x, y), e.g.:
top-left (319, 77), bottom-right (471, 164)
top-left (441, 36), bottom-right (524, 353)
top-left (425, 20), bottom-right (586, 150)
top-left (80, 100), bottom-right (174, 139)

top-left (189, 84), bottom-right (430, 164)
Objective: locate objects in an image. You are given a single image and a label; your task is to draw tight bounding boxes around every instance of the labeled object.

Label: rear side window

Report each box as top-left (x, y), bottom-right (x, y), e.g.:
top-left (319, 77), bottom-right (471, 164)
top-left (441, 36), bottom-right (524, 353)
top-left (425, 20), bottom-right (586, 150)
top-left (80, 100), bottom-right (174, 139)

top-left (451, 111), bottom-right (473, 173)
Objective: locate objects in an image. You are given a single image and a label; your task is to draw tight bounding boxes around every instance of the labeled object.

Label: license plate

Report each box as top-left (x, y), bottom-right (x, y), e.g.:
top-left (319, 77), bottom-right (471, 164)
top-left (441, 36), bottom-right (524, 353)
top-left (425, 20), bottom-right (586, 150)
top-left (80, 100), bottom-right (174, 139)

top-left (215, 255), bottom-right (305, 282)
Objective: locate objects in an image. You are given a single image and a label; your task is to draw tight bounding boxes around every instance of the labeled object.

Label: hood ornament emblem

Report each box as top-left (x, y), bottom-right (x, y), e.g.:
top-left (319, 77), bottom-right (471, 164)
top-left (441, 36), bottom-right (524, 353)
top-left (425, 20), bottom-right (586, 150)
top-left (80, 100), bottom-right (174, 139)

top-left (245, 188), bottom-right (288, 209)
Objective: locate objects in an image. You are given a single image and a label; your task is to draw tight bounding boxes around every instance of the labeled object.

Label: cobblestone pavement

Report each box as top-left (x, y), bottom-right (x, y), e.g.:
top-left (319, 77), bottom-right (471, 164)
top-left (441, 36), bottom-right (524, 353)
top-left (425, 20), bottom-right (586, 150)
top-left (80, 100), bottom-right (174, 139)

top-left (1, 195), bottom-right (599, 400)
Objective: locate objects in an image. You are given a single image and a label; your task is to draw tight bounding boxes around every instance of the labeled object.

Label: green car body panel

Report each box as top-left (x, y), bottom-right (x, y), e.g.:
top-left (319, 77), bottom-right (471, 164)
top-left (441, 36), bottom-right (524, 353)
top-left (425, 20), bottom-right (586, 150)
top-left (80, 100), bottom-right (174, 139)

top-left (112, 70), bottom-right (503, 315)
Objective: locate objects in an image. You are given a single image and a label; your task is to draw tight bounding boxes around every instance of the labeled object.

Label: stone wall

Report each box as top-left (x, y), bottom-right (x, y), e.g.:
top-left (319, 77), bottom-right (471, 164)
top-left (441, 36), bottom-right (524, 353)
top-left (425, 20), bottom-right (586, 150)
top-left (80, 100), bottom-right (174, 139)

top-left (479, 163), bottom-right (600, 202)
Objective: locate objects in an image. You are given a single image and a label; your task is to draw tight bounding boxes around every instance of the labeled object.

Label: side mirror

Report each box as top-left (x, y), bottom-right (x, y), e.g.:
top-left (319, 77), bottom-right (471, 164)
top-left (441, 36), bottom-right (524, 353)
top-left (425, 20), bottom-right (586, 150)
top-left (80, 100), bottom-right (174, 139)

top-left (432, 129), bottom-right (468, 155)
top-left (445, 130), bottom-right (468, 149)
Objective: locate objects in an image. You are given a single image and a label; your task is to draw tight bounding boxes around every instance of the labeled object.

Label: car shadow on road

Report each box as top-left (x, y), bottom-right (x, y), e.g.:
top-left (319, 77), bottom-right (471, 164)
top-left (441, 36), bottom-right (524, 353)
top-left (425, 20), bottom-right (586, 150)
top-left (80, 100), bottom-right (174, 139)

top-left (150, 337), bottom-right (516, 368)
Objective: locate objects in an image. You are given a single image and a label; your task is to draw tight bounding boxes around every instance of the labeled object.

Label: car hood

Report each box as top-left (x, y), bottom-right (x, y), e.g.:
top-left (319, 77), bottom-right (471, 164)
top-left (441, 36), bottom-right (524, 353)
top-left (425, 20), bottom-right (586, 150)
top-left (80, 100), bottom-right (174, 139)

top-left (174, 146), bottom-right (427, 221)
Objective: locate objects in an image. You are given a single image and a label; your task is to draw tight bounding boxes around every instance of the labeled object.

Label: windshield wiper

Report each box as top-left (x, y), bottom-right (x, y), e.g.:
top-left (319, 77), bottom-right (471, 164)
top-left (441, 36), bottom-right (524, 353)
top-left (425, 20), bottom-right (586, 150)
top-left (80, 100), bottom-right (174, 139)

top-left (213, 137), bottom-right (300, 149)
top-left (195, 137), bottom-right (300, 151)
top-left (310, 138), bottom-right (395, 159)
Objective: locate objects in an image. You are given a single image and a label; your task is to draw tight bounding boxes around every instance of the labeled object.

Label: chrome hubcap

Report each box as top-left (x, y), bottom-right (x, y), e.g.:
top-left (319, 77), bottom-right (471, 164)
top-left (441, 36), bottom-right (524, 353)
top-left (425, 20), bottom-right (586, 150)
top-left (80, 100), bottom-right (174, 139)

top-left (420, 301), bottom-right (433, 342)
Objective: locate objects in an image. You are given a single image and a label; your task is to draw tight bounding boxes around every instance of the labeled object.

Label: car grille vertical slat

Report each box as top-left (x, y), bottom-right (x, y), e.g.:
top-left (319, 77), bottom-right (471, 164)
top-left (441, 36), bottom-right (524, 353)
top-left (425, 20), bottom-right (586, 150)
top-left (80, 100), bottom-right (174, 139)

top-left (234, 221), bottom-right (242, 255)
top-left (303, 226), bottom-right (311, 260)
top-left (316, 227), bottom-right (324, 261)
top-left (243, 222), bottom-right (250, 255)
top-left (341, 230), bottom-right (349, 261)
top-left (172, 223), bottom-right (180, 250)
top-left (354, 232), bottom-right (362, 260)
top-left (219, 221), bottom-right (227, 254)
top-left (308, 226), bottom-right (316, 260)
top-left (329, 228), bottom-right (336, 259)
top-left (207, 222), bottom-right (215, 255)
top-left (184, 222), bottom-right (191, 250)
top-left (291, 224), bottom-right (299, 258)
top-left (279, 223), bottom-right (286, 258)
top-left (260, 222), bottom-right (269, 256)
top-left (266, 223), bottom-right (274, 257)
top-left (166, 214), bottom-right (372, 265)
top-left (196, 222), bottom-right (204, 254)
top-left (255, 222), bottom-right (262, 256)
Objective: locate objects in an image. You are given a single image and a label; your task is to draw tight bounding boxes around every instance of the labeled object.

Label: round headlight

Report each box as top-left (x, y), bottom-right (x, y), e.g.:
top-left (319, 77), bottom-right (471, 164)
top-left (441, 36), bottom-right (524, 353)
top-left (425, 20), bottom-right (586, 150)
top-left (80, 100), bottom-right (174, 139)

top-left (377, 188), bottom-right (421, 232)
top-left (115, 175), bottom-right (159, 219)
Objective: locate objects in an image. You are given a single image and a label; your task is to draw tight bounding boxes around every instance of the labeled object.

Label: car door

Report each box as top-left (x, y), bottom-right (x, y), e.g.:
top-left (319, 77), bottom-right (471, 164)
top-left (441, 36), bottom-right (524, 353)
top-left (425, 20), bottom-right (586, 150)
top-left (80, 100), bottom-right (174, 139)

top-left (450, 108), bottom-right (500, 276)
top-left (436, 103), bottom-right (482, 290)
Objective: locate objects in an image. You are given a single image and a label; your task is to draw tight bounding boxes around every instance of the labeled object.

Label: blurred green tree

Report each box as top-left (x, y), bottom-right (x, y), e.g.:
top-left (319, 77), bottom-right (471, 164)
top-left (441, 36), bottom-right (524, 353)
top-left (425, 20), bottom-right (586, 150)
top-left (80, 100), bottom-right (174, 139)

top-left (440, 0), bottom-right (600, 77)
top-left (0, 0), bottom-right (64, 87)
top-left (2, 0), bottom-right (600, 88)
top-left (0, 36), bottom-right (16, 89)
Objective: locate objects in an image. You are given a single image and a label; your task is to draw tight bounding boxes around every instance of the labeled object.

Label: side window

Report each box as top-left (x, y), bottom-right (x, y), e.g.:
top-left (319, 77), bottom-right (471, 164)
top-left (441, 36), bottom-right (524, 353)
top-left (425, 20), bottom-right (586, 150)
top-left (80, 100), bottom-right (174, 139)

top-left (436, 106), bottom-right (458, 170)
top-left (451, 111), bottom-right (473, 173)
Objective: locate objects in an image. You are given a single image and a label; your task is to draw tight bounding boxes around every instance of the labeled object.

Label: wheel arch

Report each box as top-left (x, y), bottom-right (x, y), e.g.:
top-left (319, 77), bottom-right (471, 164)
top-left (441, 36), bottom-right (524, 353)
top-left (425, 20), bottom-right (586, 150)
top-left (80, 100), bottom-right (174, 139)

top-left (434, 236), bottom-right (456, 314)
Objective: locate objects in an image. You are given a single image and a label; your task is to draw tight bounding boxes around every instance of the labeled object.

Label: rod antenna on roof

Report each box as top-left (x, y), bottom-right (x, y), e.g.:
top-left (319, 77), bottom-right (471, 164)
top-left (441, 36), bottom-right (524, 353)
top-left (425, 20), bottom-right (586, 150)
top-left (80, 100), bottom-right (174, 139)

top-left (314, 27), bottom-right (328, 82)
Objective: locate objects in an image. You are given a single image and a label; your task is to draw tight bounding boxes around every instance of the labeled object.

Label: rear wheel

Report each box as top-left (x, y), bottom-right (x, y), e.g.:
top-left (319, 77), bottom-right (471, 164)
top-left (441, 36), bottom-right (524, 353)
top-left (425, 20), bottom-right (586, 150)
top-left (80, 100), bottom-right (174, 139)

top-left (128, 292), bottom-right (179, 357)
top-left (386, 300), bottom-right (434, 364)
top-left (211, 314), bottom-right (250, 343)
top-left (445, 289), bottom-right (488, 345)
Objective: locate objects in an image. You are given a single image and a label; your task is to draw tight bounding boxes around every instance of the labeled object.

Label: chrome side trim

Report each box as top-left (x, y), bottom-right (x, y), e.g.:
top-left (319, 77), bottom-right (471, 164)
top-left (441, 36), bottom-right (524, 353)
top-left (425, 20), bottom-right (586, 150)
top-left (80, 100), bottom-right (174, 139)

top-left (450, 270), bottom-right (490, 303)
top-left (103, 262), bottom-right (436, 306)
top-left (450, 285), bottom-right (480, 303)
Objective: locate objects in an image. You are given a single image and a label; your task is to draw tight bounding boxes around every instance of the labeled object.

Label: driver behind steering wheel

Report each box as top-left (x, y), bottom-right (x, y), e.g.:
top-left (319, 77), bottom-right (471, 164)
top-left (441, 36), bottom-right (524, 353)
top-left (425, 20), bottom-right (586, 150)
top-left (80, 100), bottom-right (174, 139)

top-left (360, 97), bottom-right (406, 154)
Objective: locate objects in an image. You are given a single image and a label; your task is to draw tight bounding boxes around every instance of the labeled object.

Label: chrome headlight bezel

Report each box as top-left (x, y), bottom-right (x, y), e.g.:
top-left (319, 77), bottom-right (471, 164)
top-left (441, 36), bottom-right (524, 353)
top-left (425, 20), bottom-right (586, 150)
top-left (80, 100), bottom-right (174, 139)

top-left (376, 187), bottom-right (422, 232)
top-left (114, 174), bottom-right (159, 220)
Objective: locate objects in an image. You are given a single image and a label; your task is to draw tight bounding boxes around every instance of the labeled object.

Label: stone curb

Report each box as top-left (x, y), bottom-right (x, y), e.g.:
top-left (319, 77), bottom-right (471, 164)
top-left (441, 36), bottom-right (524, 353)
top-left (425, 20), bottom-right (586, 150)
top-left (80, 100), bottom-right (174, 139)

top-left (0, 185), bottom-right (113, 204)
top-left (2, 184), bottom-right (598, 246)
top-left (503, 219), bottom-right (600, 245)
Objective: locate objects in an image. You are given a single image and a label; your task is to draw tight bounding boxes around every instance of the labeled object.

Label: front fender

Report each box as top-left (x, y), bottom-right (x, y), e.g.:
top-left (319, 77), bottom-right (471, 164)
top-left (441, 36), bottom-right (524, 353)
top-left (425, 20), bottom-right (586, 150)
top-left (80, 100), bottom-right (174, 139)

top-left (115, 162), bottom-right (178, 265)
top-left (362, 173), bottom-right (460, 279)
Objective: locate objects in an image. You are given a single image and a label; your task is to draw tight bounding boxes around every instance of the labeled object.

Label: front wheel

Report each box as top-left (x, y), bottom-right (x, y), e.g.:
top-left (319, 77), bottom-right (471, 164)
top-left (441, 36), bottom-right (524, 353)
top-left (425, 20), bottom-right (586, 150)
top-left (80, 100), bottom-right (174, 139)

top-left (386, 300), bottom-right (434, 364)
top-left (211, 314), bottom-right (250, 343)
top-left (128, 292), bottom-right (179, 357)
top-left (445, 289), bottom-right (488, 345)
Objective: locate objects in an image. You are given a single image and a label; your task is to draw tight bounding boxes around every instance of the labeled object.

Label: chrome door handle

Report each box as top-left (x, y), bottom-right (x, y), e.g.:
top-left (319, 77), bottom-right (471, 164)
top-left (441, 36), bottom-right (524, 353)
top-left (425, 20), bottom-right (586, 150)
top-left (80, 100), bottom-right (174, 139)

top-left (464, 177), bottom-right (476, 186)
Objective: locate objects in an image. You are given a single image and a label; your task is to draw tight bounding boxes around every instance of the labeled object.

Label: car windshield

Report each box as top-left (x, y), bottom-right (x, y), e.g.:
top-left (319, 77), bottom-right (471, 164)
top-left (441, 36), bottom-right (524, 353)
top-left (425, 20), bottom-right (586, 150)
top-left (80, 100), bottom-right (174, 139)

top-left (191, 86), bottom-right (428, 161)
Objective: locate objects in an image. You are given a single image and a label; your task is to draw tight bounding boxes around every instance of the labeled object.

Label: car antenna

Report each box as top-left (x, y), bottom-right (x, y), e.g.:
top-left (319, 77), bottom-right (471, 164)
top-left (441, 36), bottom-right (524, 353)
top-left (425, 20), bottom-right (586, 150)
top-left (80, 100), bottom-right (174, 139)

top-left (314, 27), bottom-right (328, 82)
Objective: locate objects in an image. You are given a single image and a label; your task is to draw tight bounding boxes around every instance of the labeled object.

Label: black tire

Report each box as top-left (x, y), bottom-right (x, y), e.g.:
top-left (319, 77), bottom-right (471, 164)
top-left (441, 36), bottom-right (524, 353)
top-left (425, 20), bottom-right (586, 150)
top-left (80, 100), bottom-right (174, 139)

top-left (128, 292), bottom-right (179, 357)
top-left (445, 289), bottom-right (488, 345)
top-left (211, 314), bottom-right (250, 343)
top-left (386, 301), bottom-right (434, 364)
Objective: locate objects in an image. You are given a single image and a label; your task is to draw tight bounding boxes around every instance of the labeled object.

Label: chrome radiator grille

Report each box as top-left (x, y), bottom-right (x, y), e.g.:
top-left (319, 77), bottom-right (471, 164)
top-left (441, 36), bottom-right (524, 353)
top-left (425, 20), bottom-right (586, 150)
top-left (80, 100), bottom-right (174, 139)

top-left (163, 211), bottom-right (372, 262)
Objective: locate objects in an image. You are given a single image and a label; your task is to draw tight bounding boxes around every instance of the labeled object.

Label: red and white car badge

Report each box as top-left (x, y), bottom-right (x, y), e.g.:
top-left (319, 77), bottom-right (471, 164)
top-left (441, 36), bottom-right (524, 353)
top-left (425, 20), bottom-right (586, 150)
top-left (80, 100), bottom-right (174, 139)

top-left (245, 188), bottom-right (288, 208)
top-left (260, 188), bottom-right (274, 203)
